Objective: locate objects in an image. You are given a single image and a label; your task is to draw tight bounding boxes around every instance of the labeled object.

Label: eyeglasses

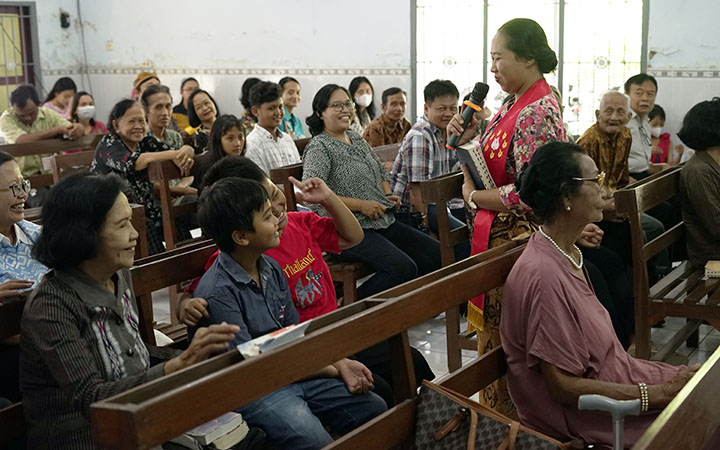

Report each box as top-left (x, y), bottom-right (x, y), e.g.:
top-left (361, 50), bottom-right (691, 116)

top-left (572, 171), bottom-right (605, 187)
top-left (328, 101), bottom-right (355, 112)
top-left (0, 179), bottom-right (31, 197)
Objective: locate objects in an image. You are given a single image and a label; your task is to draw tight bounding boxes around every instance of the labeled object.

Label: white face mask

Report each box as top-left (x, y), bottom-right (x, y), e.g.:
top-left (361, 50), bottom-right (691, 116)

top-left (354, 94), bottom-right (372, 108)
top-left (650, 126), bottom-right (663, 138)
top-left (77, 105), bottom-right (96, 121)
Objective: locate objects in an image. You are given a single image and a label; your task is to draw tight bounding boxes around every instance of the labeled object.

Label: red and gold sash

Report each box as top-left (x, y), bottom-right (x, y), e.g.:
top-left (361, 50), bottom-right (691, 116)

top-left (467, 78), bottom-right (552, 331)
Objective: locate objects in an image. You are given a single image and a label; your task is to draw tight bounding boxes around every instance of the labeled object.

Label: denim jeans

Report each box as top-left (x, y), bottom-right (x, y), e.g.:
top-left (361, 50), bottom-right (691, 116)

top-left (338, 219), bottom-right (441, 299)
top-left (238, 377), bottom-right (387, 450)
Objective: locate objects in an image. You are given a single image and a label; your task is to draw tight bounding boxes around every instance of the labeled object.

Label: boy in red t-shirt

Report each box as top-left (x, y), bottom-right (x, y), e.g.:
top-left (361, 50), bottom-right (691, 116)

top-left (181, 156), bottom-right (363, 323)
top-left (179, 157), bottom-right (435, 406)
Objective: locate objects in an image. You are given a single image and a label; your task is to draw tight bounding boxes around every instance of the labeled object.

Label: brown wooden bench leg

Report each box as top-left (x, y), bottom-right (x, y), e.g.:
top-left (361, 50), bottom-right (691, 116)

top-left (342, 270), bottom-right (357, 306)
top-left (445, 306), bottom-right (463, 372)
top-left (686, 320), bottom-right (699, 348)
top-left (388, 331), bottom-right (417, 404)
top-left (636, 306), bottom-right (651, 359)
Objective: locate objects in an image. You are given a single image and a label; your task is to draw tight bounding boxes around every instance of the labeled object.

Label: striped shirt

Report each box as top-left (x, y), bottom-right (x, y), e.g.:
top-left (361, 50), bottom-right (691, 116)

top-left (390, 115), bottom-right (459, 208)
top-left (20, 268), bottom-right (164, 449)
top-left (245, 125), bottom-right (301, 174)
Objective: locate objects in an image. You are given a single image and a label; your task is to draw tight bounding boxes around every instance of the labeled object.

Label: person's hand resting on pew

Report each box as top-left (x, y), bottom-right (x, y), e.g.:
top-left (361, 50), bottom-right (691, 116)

top-left (178, 295), bottom-right (376, 394)
top-left (164, 322), bottom-right (240, 374)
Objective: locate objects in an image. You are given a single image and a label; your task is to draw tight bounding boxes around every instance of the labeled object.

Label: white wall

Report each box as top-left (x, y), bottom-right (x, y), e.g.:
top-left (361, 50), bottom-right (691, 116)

top-left (648, 0), bottom-right (720, 143)
top-left (37, 0), bottom-right (413, 124)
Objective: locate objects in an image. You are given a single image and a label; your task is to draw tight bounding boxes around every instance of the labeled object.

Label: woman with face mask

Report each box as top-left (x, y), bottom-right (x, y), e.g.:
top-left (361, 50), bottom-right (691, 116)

top-left (348, 76), bottom-right (376, 134)
top-left (69, 91), bottom-right (108, 136)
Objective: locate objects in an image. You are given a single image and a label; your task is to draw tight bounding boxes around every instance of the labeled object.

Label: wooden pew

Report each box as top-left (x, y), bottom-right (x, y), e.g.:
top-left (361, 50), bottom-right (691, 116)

top-left (632, 345), bottom-right (720, 450)
top-left (48, 149), bottom-right (95, 183)
top-left (294, 137), bottom-right (311, 157)
top-left (130, 241), bottom-right (218, 346)
top-left (373, 142), bottom-right (401, 172)
top-left (89, 244), bottom-right (526, 449)
top-left (269, 162), bottom-right (370, 305)
top-left (615, 166), bottom-right (720, 360)
top-left (148, 159), bottom-right (198, 251)
top-left (418, 170), bottom-right (477, 371)
top-left (1, 134), bottom-right (103, 188)
top-left (0, 294), bottom-right (26, 448)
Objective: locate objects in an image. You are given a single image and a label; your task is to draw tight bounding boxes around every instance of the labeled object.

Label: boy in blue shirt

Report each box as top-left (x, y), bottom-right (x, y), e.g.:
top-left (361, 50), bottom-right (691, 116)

top-left (193, 178), bottom-right (386, 449)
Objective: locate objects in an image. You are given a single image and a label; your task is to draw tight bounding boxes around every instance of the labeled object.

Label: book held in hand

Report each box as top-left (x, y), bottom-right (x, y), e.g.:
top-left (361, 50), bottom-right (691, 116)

top-left (454, 142), bottom-right (496, 192)
top-left (236, 321), bottom-right (311, 359)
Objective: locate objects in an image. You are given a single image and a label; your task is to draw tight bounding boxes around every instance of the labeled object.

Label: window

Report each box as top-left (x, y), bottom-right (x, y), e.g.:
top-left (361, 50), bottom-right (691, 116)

top-left (414, 0), bottom-right (644, 138)
top-left (0, 4), bottom-right (38, 112)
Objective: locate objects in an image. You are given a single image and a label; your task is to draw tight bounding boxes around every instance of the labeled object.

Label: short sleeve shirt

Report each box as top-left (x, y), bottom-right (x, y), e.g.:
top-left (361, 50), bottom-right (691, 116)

top-left (390, 115), bottom-right (459, 207)
top-left (302, 131), bottom-right (395, 230)
top-left (501, 233), bottom-right (683, 445)
top-left (265, 211), bottom-right (340, 322)
top-left (0, 107), bottom-right (71, 175)
top-left (192, 252), bottom-right (300, 347)
top-left (245, 126), bottom-right (301, 174)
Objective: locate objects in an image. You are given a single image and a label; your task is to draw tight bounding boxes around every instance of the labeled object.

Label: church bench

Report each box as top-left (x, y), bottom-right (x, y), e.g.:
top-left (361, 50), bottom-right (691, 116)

top-left (632, 345), bottom-right (720, 450)
top-left (47, 149), bottom-right (95, 183)
top-left (89, 242), bottom-right (526, 449)
top-left (148, 159), bottom-right (206, 323)
top-left (148, 159), bottom-right (199, 252)
top-left (130, 241), bottom-right (218, 346)
top-left (615, 166), bottom-right (719, 360)
top-left (1, 134), bottom-right (103, 188)
top-left (0, 293), bottom-right (27, 448)
top-left (294, 137), bottom-right (311, 156)
top-left (418, 169), bottom-right (478, 371)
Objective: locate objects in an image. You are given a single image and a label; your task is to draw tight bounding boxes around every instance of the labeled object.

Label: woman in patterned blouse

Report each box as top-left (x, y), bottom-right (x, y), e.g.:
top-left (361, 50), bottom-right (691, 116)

top-left (91, 99), bottom-right (195, 254)
top-left (302, 84), bottom-right (441, 299)
top-left (21, 173), bottom-right (238, 449)
top-left (188, 89), bottom-right (220, 154)
top-left (448, 18), bottom-right (569, 415)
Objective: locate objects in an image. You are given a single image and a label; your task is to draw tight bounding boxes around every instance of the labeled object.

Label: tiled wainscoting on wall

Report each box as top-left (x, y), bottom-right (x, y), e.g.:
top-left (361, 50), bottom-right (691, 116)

top-left (649, 69), bottom-right (720, 139)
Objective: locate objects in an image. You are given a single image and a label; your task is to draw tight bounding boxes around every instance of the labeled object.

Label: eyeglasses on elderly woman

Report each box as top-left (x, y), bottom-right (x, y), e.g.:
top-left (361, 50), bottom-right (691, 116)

top-left (0, 179), bottom-right (31, 197)
top-left (572, 171), bottom-right (605, 187)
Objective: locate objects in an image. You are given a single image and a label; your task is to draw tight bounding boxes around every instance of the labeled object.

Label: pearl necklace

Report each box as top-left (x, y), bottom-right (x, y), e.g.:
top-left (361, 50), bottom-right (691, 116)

top-left (538, 226), bottom-right (583, 270)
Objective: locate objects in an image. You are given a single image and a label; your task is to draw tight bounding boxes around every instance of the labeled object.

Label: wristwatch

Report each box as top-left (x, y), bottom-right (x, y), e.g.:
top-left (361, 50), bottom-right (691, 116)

top-left (467, 189), bottom-right (479, 210)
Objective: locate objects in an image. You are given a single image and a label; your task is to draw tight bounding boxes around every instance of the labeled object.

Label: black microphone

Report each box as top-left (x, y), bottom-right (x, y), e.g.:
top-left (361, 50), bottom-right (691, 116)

top-left (446, 82), bottom-right (490, 150)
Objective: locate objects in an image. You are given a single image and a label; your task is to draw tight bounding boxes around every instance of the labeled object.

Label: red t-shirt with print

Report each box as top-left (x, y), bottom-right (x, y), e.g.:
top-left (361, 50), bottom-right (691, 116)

top-left (188, 211), bottom-right (340, 322)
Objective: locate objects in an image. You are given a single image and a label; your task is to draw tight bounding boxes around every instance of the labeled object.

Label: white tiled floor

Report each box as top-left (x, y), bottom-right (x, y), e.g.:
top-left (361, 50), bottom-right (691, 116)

top-left (152, 288), bottom-right (719, 376)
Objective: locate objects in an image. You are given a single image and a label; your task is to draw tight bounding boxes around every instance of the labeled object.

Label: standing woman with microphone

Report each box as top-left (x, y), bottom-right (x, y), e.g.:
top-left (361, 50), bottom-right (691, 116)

top-left (447, 18), bottom-right (568, 416)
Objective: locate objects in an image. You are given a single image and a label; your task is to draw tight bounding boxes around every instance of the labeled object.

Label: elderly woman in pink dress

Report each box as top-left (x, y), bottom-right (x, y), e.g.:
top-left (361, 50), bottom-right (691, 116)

top-left (500, 141), bottom-right (699, 447)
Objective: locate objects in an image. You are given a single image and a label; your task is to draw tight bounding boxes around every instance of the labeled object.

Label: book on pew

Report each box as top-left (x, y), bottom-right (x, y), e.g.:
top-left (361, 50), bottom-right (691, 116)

top-left (236, 321), bottom-right (311, 359)
top-left (706, 260), bottom-right (720, 278)
top-left (454, 141), bottom-right (496, 191)
top-left (169, 411), bottom-right (249, 449)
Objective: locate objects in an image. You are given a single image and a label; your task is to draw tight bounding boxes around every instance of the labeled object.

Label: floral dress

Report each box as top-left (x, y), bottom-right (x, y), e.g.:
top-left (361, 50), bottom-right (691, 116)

top-left (91, 133), bottom-right (190, 254)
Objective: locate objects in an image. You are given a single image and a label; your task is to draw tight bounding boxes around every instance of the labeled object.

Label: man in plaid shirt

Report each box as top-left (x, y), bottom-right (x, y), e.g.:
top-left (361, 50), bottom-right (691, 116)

top-left (390, 80), bottom-right (469, 260)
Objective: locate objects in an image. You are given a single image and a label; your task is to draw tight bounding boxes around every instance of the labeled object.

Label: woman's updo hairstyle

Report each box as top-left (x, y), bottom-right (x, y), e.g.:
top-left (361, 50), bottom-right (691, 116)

top-left (306, 84), bottom-right (351, 137)
top-left (498, 18), bottom-right (558, 74)
top-left (515, 141), bottom-right (586, 223)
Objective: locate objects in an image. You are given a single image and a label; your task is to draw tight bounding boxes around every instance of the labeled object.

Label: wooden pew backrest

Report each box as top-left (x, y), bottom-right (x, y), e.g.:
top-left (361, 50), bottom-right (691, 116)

top-left (148, 160), bottom-right (197, 251)
top-left (130, 242), bottom-right (217, 345)
top-left (91, 244), bottom-right (525, 449)
top-left (49, 150), bottom-right (95, 184)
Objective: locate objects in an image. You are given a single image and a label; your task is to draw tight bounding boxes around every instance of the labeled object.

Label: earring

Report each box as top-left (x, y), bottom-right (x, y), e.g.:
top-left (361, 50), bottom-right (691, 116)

top-left (566, 205), bottom-right (571, 211)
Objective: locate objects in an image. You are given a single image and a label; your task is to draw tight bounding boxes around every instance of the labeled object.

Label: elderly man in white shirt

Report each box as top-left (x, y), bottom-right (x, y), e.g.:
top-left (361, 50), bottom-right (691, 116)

top-left (245, 81), bottom-right (301, 174)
